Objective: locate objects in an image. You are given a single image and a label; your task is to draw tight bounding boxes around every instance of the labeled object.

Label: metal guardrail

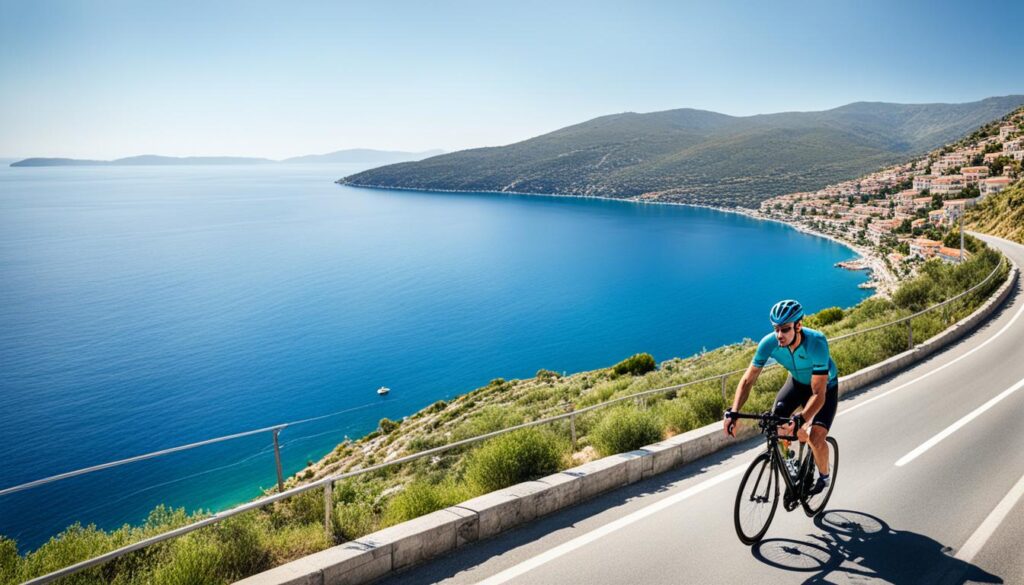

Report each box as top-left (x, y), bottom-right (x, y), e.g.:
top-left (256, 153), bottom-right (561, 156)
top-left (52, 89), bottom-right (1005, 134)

top-left (12, 255), bottom-right (1008, 584)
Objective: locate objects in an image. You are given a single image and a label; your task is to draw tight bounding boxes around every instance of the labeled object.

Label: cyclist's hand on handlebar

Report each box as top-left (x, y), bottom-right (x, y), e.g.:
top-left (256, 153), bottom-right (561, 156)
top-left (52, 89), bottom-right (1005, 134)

top-left (723, 409), bottom-right (737, 437)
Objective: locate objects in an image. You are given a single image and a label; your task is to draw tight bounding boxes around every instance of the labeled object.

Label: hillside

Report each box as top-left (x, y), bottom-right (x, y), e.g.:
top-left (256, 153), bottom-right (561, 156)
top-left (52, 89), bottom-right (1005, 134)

top-left (339, 96), bottom-right (1024, 207)
top-left (967, 180), bottom-right (1024, 243)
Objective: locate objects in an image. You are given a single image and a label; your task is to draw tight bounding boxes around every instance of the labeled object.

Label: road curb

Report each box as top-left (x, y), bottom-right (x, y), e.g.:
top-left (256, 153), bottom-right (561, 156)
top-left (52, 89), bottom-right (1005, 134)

top-left (236, 259), bottom-right (1018, 585)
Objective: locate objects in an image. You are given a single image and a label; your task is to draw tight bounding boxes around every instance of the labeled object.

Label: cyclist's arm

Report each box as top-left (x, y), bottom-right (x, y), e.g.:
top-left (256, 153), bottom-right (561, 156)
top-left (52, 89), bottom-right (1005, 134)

top-left (730, 363), bottom-right (762, 412)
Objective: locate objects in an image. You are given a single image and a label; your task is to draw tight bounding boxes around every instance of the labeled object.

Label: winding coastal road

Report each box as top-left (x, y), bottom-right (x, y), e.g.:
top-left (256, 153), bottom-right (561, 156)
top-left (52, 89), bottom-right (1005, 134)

top-left (381, 233), bottom-right (1024, 585)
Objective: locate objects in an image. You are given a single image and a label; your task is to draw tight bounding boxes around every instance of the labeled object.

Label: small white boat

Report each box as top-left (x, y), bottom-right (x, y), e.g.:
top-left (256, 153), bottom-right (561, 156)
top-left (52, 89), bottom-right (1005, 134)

top-left (377, 386), bottom-right (390, 396)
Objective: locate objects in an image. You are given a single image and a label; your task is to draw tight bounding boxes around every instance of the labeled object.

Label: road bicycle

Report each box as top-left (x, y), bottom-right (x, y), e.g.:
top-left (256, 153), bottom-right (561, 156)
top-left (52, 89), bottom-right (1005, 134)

top-left (726, 411), bottom-right (839, 545)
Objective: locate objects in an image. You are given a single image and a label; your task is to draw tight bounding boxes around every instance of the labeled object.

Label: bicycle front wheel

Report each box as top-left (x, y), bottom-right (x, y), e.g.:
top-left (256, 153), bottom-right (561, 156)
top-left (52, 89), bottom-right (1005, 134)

top-left (734, 452), bottom-right (779, 545)
top-left (802, 436), bottom-right (838, 517)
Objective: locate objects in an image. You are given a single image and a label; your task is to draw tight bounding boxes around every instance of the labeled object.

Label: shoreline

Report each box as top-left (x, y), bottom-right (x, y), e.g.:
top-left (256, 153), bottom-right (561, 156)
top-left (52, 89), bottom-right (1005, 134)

top-left (340, 181), bottom-right (899, 297)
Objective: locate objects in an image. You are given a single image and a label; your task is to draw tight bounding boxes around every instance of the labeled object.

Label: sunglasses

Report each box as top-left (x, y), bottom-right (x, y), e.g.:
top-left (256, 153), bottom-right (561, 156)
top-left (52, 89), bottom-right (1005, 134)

top-left (773, 324), bottom-right (795, 334)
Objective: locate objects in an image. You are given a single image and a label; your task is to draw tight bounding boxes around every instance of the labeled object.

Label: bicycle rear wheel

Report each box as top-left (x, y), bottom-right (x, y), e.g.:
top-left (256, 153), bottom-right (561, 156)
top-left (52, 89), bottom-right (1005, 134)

top-left (734, 452), bottom-right (779, 545)
top-left (802, 436), bottom-right (838, 517)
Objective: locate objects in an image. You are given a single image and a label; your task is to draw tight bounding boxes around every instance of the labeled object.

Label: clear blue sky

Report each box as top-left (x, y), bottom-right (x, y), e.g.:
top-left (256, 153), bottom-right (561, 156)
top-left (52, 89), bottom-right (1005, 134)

top-left (1, 0), bottom-right (1022, 159)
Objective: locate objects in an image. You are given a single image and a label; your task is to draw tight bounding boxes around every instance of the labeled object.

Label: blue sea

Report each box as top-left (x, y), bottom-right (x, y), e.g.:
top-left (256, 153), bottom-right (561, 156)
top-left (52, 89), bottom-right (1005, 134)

top-left (0, 163), bottom-right (869, 550)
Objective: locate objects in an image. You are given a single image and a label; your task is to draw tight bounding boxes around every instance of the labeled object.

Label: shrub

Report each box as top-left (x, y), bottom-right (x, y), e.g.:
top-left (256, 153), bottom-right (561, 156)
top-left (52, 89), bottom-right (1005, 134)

top-left (893, 278), bottom-right (934, 310)
top-left (613, 353), bottom-right (656, 377)
top-left (378, 418), bottom-right (399, 434)
top-left (535, 369), bottom-right (560, 381)
top-left (590, 407), bottom-right (661, 456)
top-left (810, 306), bottom-right (844, 327)
top-left (333, 501), bottom-right (377, 540)
top-left (210, 513), bottom-right (269, 579)
top-left (465, 428), bottom-right (565, 492)
top-left (151, 534), bottom-right (224, 585)
top-left (383, 479), bottom-right (472, 526)
top-left (653, 400), bottom-right (699, 434)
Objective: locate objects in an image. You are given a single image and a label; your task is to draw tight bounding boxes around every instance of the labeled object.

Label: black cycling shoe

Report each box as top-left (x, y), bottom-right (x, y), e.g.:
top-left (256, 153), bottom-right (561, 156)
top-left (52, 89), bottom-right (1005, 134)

top-left (807, 475), bottom-right (830, 496)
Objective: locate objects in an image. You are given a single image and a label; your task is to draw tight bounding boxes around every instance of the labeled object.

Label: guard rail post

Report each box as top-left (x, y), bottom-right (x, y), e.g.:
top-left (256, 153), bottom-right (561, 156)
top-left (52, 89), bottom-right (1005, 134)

top-left (568, 404), bottom-right (577, 451)
top-left (324, 480), bottom-right (333, 541)
top-left (273, 429), bottom-right (285, 493)
top-left (720, 374), bottom-right (728, 403)
top-left (906, 318), bottom-right (914, 349)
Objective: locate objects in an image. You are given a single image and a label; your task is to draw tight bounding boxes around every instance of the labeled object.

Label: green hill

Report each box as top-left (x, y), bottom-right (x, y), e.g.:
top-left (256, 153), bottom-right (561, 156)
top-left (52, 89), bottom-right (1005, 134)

top-left (967, 179), bottom-right (1024, 243)
top-left (340, 96), bottom-right (1024, 207)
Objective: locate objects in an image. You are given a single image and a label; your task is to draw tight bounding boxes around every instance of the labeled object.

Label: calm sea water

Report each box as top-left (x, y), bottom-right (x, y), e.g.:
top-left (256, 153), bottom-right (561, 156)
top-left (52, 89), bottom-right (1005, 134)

top-left (0, 164), bottom-right (869, 550)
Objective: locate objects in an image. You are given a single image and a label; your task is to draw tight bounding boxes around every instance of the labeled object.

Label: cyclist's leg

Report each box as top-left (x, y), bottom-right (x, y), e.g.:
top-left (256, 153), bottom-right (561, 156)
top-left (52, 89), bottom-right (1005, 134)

top-left (772, 375), bottom-right (811, 435)
top-left (807, 379), bottom-right (838, 475)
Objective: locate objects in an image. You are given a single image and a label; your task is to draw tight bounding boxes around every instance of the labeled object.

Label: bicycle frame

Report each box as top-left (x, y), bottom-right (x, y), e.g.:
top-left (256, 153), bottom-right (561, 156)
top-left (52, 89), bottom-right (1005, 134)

top-left (732, 411), bottom-right (812, 502)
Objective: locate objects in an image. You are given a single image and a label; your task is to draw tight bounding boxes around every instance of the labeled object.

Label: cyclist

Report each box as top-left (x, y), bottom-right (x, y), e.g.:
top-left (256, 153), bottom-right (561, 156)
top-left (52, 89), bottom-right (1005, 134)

top-left (723, 299), bottom-right (837, 495)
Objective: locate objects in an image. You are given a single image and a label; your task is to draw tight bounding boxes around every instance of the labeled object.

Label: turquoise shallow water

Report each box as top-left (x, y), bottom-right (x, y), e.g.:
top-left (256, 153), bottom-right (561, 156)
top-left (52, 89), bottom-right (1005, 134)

top-left (0, 163), bottom-right (869, 549)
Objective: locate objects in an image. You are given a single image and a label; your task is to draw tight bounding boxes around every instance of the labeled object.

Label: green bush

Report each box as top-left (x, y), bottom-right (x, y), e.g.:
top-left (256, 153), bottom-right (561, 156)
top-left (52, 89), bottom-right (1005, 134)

top-left (809, 306), bottom-right (844, 327)
top-left (151, 534), bottom-right (224, 585)
top-left (383, 479), bottom-right (472, 526)
top-left (653, 399), bottom-right (699, 434)
top-left (378, 418), bottom-right (399, 434)
top-left (613, 353), bottom-right (656, 377)
top-left (210, 513), bottom-right (269, 579)
top-left (465, 428), bottom-right (565, 492)
top-left (590, 407), bottom-right (661, 456)
top-left (0, 537), bottom-right (18, 581)
top-left (333, 501), bottom-right (377, 541)
top-left (893, 278), bottom-right (934, 310)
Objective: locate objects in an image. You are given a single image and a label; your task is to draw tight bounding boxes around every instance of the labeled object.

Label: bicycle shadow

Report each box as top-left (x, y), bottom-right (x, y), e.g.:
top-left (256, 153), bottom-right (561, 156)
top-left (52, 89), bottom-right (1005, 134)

top-left (751, 509), bottom-right (1002, 584)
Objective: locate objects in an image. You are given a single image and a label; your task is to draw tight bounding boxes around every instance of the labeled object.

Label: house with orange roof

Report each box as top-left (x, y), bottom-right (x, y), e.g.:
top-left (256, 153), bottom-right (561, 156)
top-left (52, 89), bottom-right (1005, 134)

top-left (938, 246), bottom-right (967, 263)
top-left (931, 175), bottom-right (964, 196)
top-left (909, 238), bottom-right (943, 258)
top-left (961, 166), bottom-right (989, 183)
top-left (981, 177), bottom-right (1012, 198)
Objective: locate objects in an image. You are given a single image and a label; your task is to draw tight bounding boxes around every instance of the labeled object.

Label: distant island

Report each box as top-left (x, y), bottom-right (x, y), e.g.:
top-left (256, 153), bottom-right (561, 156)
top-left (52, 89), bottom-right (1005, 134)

top-left (339, 96), bottom-right (1024, 208)
top-left (10, 149), bottom-right (444, 168)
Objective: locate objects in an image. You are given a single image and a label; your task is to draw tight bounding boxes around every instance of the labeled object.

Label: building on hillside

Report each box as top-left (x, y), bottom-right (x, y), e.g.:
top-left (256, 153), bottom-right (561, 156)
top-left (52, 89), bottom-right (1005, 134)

top-left (981, 177), bottom-right (1012, 197)
top-left (909, 238), bottom-right (942, 258)
top-left (943, 198), bottom-right (976, 222)
top-left (911, 218), bottom-right (927, 229)
top-left (894, 189), bottom-right (919, 205)
top-left (1005, 139), bottom-right (1022, 153)
top-left (913, 175), bottom-right (934, 191)
top-left (938, 246), bottom-right (967, 263)
top-left (928, 209), bottom-right (946, 226)
top-left (931, 175), bottom-right (964, 196)
top-left (984, 152), bottom-right (1005, 163)
top-left (1000, 125), bottom-right (1017, 140)
top-left (961, 166), bottom-right (989, 183)
top-left (867, 219), bottom-right (897, 244)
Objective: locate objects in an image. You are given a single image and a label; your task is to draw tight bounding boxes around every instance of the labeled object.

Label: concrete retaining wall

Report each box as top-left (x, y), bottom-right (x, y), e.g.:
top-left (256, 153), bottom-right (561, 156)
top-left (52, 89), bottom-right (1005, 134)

top-left (237, 261), bottom-right (1018, 585)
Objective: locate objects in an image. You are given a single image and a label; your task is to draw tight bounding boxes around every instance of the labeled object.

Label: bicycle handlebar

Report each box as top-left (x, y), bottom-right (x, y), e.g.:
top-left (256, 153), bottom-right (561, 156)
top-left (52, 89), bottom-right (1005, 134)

top-left (725, 410), bottom-right (800, 439)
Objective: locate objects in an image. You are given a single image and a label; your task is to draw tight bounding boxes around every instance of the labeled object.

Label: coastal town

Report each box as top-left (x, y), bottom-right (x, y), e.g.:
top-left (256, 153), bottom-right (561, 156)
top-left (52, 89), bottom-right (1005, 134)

top-left (752, 110), bottom-right (1024, 296)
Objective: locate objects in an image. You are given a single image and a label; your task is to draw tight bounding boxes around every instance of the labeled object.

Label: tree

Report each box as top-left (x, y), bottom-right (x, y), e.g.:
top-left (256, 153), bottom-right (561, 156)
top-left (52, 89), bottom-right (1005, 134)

top-left (931, 193), bottom-right (944, 210)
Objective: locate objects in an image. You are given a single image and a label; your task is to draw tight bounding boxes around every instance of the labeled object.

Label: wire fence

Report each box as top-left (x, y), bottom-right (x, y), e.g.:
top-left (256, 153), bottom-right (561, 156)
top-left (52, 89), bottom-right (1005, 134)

top-left (10, 254), bottom-right (1010, 585)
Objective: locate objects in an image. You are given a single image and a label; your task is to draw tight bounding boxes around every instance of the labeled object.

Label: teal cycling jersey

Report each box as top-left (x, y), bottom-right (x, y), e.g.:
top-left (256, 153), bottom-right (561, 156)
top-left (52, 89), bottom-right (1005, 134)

top-left (751, 326), bottom-right (837, 384)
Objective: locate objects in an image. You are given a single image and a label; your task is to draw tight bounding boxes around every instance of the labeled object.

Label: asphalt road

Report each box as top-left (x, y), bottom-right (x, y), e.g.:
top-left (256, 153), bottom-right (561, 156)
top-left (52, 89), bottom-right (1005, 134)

top-left (382, 233), bottom-right (1024, 585)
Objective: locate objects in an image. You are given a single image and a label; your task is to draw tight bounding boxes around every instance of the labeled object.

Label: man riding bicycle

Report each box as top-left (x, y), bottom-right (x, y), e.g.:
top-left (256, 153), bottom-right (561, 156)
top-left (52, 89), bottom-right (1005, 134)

top-left (723, 299), bottom-right (837, 495)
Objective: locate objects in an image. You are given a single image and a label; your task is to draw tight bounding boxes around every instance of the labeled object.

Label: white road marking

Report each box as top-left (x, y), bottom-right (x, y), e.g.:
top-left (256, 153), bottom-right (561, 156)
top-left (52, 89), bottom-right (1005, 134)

top-left (476, 259), bottom-right (1022, 584)
top-left (895, 376), bottom-right (1024, 467)
top-left (475, 465), bottom-right (744, 585)
top-left (955, 469), bottom-right (1024, 562)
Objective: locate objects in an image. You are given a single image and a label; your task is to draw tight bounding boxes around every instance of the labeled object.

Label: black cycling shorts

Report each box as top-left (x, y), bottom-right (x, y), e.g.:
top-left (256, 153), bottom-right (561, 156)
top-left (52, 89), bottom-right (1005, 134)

top-left (771, 375), bottom-right (838, 430)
